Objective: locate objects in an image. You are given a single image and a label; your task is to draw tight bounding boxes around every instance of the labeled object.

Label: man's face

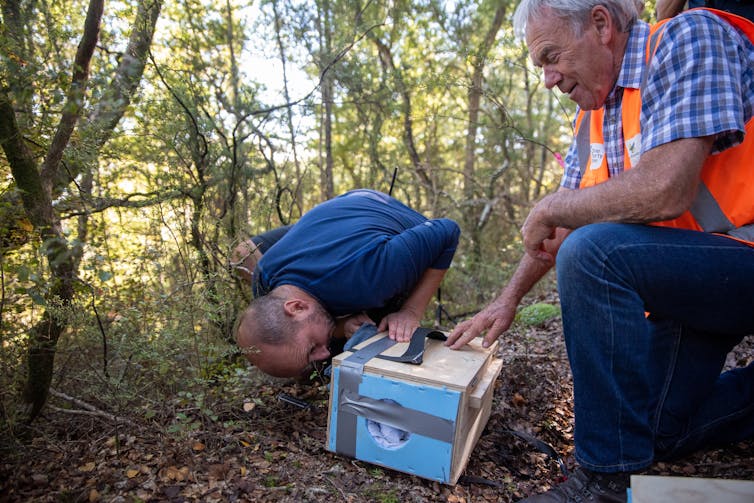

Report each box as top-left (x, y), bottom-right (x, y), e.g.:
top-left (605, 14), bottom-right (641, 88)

top-left (526, 7), bottom-right (618, 111)
top-left (254, 302), bottom-right (335, 378)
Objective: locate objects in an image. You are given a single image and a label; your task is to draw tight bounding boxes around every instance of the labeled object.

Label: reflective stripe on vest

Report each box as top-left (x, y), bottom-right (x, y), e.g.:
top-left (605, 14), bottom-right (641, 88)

top-left (574, 8), bottom-right (754, 245)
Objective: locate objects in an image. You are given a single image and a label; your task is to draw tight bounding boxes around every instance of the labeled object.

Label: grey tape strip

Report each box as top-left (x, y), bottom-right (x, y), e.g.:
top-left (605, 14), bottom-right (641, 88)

top-left (577, 111), bottom-right (591, 177)
top-left (690, 183), bottom-right (734, 233)
top-left (729, 223), bottom-right (754, 242)
top-left (341, 336), bottom-right (396, 370)
top-left (335, 336), bottom-right (396, 457)
top-left (340, 389), bottom-right (455, 443)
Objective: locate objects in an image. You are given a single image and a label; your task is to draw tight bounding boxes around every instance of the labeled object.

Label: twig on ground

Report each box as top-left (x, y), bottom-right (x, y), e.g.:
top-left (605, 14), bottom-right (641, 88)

top-left (48, 388), bottom-right (136, 427)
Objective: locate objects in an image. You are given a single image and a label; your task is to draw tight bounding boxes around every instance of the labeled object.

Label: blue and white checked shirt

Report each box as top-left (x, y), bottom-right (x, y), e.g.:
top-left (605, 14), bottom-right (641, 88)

top-left (561, 10), bottom-right (754, 189)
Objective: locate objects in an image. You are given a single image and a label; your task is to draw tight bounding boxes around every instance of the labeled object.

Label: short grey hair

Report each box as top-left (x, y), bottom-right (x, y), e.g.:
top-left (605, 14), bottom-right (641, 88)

top-left (235, 293), bottom-right (296, 348)
top-left (513, 0), bottom-right (640, 40)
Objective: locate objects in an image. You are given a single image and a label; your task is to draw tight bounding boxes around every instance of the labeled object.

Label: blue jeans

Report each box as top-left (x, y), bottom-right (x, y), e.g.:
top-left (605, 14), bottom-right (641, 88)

top-left (556, 223), bottom-right (754, 473)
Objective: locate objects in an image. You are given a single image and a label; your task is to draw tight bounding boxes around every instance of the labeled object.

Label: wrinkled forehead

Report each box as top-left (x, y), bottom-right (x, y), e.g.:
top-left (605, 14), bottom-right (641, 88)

top-left (525, 10), bottom-right (580, 64)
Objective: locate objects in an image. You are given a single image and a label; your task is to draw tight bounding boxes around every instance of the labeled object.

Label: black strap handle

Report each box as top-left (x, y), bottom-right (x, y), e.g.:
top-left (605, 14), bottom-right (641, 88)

top-left (375, 327), bottom-right (446, 365)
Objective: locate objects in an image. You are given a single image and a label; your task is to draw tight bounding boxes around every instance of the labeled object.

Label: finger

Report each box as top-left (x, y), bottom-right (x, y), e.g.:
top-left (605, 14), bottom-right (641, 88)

top-left (397, 327), bottom-right (410, 342)
top-left (448, 329), bottom-right (481, 350)
top-left (378, 318), bottom-right (388, 333)
top-left (446, 320), bottom-right (471, 346)
top-left (482, 323), bottom-right (506, 348)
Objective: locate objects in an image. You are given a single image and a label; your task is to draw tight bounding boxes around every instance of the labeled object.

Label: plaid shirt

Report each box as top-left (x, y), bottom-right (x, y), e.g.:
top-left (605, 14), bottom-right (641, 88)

top-left (561, 10), bottom-right (754, 189)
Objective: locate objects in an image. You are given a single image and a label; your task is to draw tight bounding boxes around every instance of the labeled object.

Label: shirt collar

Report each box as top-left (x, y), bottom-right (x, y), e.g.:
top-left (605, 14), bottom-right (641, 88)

top-left (615, 20), bottom-right (650, 93)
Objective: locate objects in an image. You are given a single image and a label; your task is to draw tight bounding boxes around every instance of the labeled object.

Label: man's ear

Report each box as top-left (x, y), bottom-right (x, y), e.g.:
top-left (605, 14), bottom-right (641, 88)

top-left (591, 5), bottom-right (613, 42)
top-left (283, 298), bottom-right (310, 318)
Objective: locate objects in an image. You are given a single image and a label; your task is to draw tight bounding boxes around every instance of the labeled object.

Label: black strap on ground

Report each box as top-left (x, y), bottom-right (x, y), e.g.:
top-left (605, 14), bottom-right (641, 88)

top-left (458, 429), bottom-right (569, 487)
top-left (457, 474), bottom-right (505, 487)
top-left (277, 393), bottom-right (311, 409)
top-left (503, 429), bottom-right (570, 479)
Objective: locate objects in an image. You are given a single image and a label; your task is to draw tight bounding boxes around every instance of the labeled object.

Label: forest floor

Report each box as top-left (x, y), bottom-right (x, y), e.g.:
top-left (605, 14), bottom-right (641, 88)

top-left (3, 307), bottom-right (754, 503)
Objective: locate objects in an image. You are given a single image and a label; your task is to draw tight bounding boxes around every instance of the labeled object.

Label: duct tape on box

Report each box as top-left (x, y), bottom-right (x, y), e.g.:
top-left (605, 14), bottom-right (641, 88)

top-left (333, 328), bottom-right (454, 457)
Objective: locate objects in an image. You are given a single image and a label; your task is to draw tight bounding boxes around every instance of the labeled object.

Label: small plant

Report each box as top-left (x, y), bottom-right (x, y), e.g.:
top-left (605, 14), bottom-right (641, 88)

top-left (515, 302), bottom-right (561, 327)
top-left (263, 475), bottom-right (279, 487)
top-left (376, 491), bottom-right (399, 503)
top-left (369, 467), bottom-right (384, 477)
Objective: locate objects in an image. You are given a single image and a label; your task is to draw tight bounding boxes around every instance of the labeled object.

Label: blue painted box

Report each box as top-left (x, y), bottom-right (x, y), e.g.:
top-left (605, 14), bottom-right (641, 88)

top-left (326, 331), bottom-right (502, 484)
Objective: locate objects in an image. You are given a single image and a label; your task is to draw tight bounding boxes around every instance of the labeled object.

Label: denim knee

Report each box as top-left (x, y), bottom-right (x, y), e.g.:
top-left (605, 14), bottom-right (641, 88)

top-left (557, 223), bottom-right (619, 282)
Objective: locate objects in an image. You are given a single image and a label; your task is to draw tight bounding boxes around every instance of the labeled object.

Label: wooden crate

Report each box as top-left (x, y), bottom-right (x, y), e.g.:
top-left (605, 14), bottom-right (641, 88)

top-left (326, 331), bottom-right (502, 484)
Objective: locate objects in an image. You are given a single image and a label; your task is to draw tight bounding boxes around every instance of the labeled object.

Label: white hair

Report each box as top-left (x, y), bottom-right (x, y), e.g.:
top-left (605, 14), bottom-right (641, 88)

top-left (513, 0), bottom-right (640, 40)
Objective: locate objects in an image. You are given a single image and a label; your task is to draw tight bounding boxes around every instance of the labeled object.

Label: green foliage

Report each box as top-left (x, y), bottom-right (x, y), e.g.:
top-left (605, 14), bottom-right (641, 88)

top-left (1, 0), bottom-right (572, 436)
top-left (515, 302), bottom-right (561, 328)
top-left (375, 491), bottom-right (400, 503)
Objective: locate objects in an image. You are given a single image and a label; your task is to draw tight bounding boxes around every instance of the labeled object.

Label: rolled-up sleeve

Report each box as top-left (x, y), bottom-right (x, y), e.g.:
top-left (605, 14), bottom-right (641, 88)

top-left (389, 218), bottom-right (460, 271)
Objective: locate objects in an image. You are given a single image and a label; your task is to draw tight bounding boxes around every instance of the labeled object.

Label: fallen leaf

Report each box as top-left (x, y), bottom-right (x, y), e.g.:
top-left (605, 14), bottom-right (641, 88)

top-left (512, 392), bottom-right (527, 406)
top-left (208, 463), bottom-right (229, 479)
top-left (126, 468), bottom-right (140, 478)
top-left (31, 473), bottom-right (47, 485)
top-left (163, 465), bottom-right (186, 481)
top-left (243, 401), bottom-right (256, 412)
top-left (192, 441), bottom-right (205, 451)
top-left (79, 462), bottom-right (96, 473)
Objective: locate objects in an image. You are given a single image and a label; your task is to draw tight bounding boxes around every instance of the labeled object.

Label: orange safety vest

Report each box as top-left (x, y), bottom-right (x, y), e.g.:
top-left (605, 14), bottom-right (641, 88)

top-left (574, 9), bottom-right (754, 245)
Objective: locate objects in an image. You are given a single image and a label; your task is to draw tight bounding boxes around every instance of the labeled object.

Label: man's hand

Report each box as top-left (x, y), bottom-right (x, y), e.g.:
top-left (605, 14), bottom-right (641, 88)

top-left (521, 196), bottom-right (558, 265)
top-left (339, 313), bottom-right (375, 340)
top-left (378, 308), bottom-right (421, 342)
top-left (445, 298), bottom-right (517, 349)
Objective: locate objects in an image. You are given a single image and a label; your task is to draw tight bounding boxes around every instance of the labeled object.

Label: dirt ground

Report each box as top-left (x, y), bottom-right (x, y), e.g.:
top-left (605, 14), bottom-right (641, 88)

top-left (2, 317), bottom-right (753, 502)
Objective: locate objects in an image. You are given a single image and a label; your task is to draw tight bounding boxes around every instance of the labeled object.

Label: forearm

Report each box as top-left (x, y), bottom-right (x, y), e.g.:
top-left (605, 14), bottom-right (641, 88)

top-left (541, 138), bottom-right (711, 230)
top-left (499, 227), bottom-right (567, 304)
top-left (445, 228), bottom-right (566, 349)
top-left (400, 268), bottom-right (447, 318)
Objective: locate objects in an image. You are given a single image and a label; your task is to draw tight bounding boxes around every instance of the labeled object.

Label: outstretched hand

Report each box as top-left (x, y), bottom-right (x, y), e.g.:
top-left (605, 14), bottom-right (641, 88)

top-left (445, 298), bottom-right (517, 350)
top-left (378, 307), bottom-right (421, 342)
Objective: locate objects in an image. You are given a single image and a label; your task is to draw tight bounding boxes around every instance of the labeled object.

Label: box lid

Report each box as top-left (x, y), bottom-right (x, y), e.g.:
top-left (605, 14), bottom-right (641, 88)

top-left (332, 331), bottom-right (498, 393)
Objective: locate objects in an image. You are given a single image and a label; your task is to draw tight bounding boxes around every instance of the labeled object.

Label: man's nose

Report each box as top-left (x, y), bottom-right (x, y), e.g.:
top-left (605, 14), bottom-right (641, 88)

top-left (311, 345), bottom-right (331, 362)
top-left (543, 66), bottom-right (561, 89)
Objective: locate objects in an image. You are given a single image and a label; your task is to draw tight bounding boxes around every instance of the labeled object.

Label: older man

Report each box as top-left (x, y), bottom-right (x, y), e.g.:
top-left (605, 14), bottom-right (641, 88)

top-left (446, 1), bottom-right (754, 501)
top-left (236, 189), bottom-right (460, 378)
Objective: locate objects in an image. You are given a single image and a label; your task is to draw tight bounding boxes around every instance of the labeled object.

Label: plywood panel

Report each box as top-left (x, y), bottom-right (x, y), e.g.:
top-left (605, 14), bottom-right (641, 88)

top-left (630, 475), bottom-right (754, 503)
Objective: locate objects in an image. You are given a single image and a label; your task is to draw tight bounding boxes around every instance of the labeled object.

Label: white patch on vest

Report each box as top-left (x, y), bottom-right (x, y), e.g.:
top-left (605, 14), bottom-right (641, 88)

top-left (625, 133), bottom-right (642, 168)
top-left (589, 143), bottom-right (605, 170)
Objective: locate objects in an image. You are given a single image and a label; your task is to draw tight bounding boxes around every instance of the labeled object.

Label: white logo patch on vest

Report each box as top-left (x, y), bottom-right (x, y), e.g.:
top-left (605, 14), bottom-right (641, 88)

top-left (625, 133), bottom-right (642, 168)
top-left (589, 143), bottom-right (605, 170)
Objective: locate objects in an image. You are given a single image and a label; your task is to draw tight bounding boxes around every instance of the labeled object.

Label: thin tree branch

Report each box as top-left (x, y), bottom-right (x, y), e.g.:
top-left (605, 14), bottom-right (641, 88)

top-left (48, 388), bottom-right (136, 427)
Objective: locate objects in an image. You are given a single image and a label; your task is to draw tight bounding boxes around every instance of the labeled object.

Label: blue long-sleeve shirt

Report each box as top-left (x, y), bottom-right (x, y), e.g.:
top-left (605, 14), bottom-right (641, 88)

top-left (252, 189), bottom-right (460, 317)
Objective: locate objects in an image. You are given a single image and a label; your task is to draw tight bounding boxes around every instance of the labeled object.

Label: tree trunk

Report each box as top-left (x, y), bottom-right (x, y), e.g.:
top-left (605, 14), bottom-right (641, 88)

top-left (369, 35), bottom-right (432, 192)
top-left (461, 3), bottom-right (506, 299)
top-left (319, 0), bottom-right (335, 201)
top-left (0, 0), bottom-right (104, 422)
top-left (272, 0), bottom-right (303, 209)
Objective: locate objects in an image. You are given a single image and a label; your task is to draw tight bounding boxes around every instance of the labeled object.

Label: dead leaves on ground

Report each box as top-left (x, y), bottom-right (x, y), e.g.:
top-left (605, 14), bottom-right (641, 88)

top-left (2, 307), bottom-right (754, 502)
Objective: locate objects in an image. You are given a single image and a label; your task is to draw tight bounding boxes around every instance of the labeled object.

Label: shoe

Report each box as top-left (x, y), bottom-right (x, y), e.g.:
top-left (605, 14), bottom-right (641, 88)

top-left (517, 466), bottom-right (630, 502)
